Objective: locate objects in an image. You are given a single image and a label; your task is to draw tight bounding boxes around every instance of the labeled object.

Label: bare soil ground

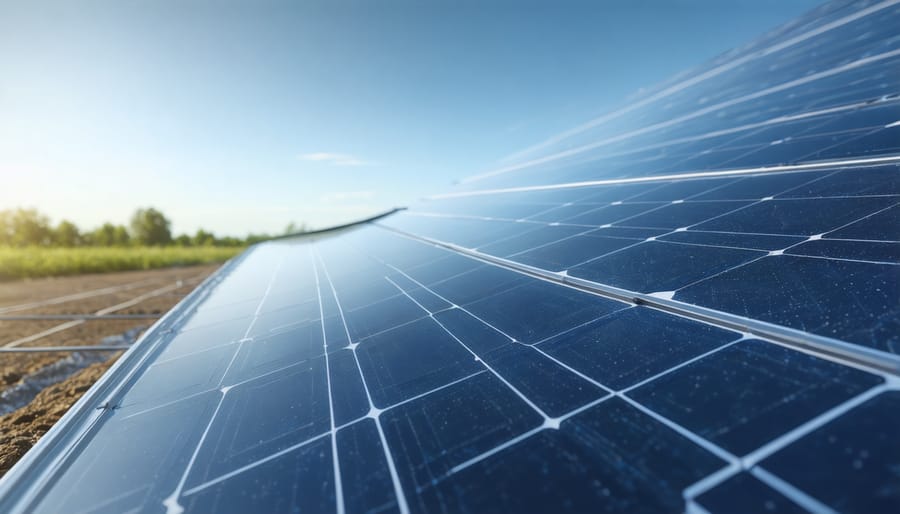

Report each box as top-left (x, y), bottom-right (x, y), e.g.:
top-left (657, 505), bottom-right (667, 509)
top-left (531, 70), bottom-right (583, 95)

top-left (0, 357), bottom-right (116, 476)
top-left (0, 265), bottom-right (220, 476)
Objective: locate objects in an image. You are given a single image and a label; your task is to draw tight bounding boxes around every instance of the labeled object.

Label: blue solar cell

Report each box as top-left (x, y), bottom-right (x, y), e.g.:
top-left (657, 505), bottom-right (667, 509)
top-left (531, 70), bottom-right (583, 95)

top-left (183, 436), bottom-right (336, 514)
top-left (761, 391), bottom-right (900, 513)
top-left (677, 255), bottom-right (900, 352)
top-left (562, 202), bottom-right (663, 225)
top-left (626, 178), bottom-right (734, 201)
top-left (326, 274), bottom-right (402, 312)
top-left (726, 130), bottom-right (873, 167)
top-left (380, 372), bottom-right (542, 495)
top-left (525, 202), bottom-right (606, 222)
top-left (462, 279), bottom-right (625, 343)
top-left (663, 146), bottom-right (760, 172)
top-left (413, 398), bottom-right (724, 513)
top-left (731, 118), bottom-right (833, 146)
top-left (569, 240), bottom-right (764, 293)
top-left (223, 323), bottom-right (323, 383)
top-left (349, 230), bottom-right (447, 267)
top-left (328, 349), bottom-right (370, 426)
top-left (322, 313), bottom-right (350, 351)
top-left (316, 273), bottom-right (352, 352)
top-left (512, 233), bottom-right (641, 271)
top-left (385, 272), bottom-right (452, 313)
top-left (428, 264), bottom-right (527, 305)
top-left (481, 342), bottom-right (606, 416)
top-left (690, 171), bottom-right (826, 200)
top-left (587, 226), bottom-right (669, 239)
top-left (825, 203), bottom-right (899, 240)
top-left (786, 238), bottom-right (899, 263)
top-left (156, 317), bottom-right (248, 361)
top-left (816, 125), bottom-right (900, 159)
top-left (355, 317), bottom-right (483, 407)
top-left (383, 216), bottom-right (530, 248)
top-left (617, 200), bottom-right (753, 229)
top-left (30, 392), bottom-right (221, 514)
top-left (432, 307), bottom-right (510, 355)
top-left (693, 196), bottom-right (898, 235)
top-left (179, 300), bottom-right (258, 332)
top-left (343, 294), bottom-right (427, 341)
top-left (778, 164), bottom-right (900, 198)
top-left (580, 183), bottom-right (662, 203)
top-left (404, 253), bottom-right (481, 285)
top-left (317, 244), bottom-right (382, 276)
top-left (337, 420), bottom-right (401, 514)
top-left (119, 343), bottom-right (234, 412)
top-left (539, 307), bottom-right (739, 390)
top-left (475, 224), bottom-right (588, 256)
top-left (658, 230), bottom-right (805, 251)
top-left (186, 358), bottom-right (331, 486)
top-left (808, 103), bottom-right (900, 133)
top-left (244, 300), bottom-right (319, 336)
top-left (629, 339), bottom-right (883, 455)
top-left (695, 473), bottom-right (808, 514)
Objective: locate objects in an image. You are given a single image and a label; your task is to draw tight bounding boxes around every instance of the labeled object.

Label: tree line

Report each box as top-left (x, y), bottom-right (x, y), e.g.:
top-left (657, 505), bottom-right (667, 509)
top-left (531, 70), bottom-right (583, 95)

top-left (0, 207), bottom-right (305, 248)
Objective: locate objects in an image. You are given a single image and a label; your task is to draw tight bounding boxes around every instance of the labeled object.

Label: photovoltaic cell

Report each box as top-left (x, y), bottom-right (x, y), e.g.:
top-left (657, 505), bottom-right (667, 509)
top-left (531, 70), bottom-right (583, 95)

top-left (657, 230), bottom-right (805, 251)
top-left (462, 279), bottom-right (625, 343)
top-left (342, 294), bottom-right (427, 342)
top-left (568, 240), bottom-right (765, 293)
top-left (475, 224), bottom-right (589, 256)
top-left (183, 435), bottom-right (336, 514)
top-left (690, 170), bottom-right (825, 200)
top-left (760, 391), bottom-right (900, 513)
top-left (696, 473), bottom-right (808, 514)
top-left (2, 2), bottom-right (899, 513)
top-left (411, 398), bottom-right (725, 513)
top-left (786, 238), bottom-right (900, 263)
top-left (327, 349), bottom-right (370, 426)
top-left (480, 343), bottom-right (604, 417)
top-left (27, 392), bottom-right (221, 514)
top-left (677, 255), bottom-right (900, 352)
top-left (222, 323), bottom-right (323, 384)
top-left (691, 196), bottom-right (898, 235)
top-left (338, 419), bottom-right (401, 514)
top-left (538, 307), bottom-right (739, 390)
top-left (616, 200), bottom-right (754, 229)
top-left (380, 372), bottom-right (543, 494)
top-left (427, 264), bottom-right (527, 305)
top-left (628, 339), bottom-right (882, 455)
top-left (355, 317), bottom-right (483, 408)
top-left (511, 232), bottom-right (642, 271)
top-left (826, 203), bottom-right (899, 240)
top-left (184, 358), bottom-right (331, 487)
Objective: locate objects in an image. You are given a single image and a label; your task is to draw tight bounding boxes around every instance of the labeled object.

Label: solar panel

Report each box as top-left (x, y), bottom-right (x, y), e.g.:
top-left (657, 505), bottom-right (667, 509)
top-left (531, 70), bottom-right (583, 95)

top-left (1, 1), bottom-right (898, 513)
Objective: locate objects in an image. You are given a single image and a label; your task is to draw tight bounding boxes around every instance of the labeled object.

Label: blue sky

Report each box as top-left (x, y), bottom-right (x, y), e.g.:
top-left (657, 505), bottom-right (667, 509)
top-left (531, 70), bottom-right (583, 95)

top-left (0, 0), bottom-right (823, 236)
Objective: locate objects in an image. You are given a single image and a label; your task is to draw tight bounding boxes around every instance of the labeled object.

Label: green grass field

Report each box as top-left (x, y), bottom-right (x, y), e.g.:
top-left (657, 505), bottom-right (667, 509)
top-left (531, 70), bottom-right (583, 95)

top-left (0, 246), bottom-right (244, 280)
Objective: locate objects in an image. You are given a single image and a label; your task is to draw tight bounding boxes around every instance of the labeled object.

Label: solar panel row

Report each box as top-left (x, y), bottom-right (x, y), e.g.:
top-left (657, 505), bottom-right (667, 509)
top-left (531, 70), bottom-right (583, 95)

top-left (0, 1), bottom-right (897, 513)
top-left (462, 0), bottom-right (900, 188)
top-left (14, 224), bottom-right (896, 514)
top-left (385, 163), bottom-right (900, 355)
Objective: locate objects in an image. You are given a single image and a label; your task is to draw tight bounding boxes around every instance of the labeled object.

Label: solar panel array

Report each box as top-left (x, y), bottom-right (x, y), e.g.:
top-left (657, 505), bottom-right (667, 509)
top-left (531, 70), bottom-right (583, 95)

top-left (1, 1), bottom-right (898, 513)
